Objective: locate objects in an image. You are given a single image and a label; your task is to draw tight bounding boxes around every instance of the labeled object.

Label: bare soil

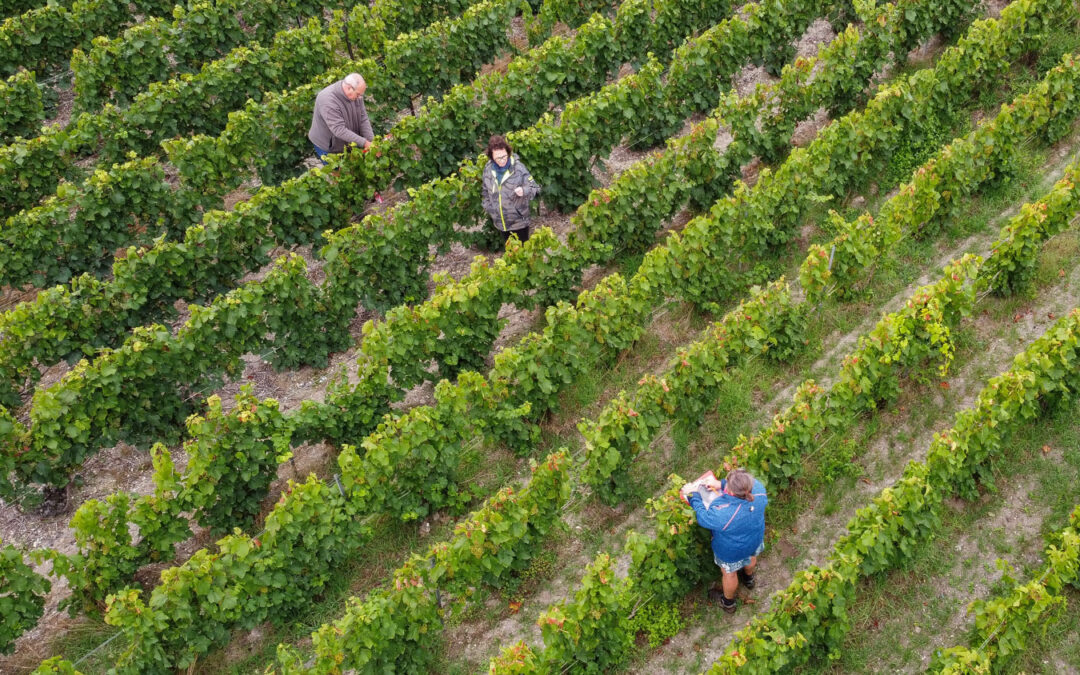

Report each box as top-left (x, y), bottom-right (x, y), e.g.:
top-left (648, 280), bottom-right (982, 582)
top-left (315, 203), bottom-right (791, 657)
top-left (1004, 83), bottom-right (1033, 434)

top-left (633, 145), bottom-right (1080, 674)
top-left (42, 84), bottom-right (75, 132)
top-left (796, 18), bottom-right (837, 59)
top-left (434, 17), bottom-right (852, 668)
top-left (429, 36), bottom-right (1080, 675)
top-left (8, 6), bottom-right (1070, 673)
top-left (0, 63), bottom-right (714, 671)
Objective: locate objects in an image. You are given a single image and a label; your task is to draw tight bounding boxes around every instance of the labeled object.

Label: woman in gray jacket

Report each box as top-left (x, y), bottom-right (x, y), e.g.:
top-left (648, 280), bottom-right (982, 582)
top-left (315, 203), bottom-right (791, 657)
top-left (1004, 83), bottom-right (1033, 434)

top-left (481, 135), bottom-right (541, 246)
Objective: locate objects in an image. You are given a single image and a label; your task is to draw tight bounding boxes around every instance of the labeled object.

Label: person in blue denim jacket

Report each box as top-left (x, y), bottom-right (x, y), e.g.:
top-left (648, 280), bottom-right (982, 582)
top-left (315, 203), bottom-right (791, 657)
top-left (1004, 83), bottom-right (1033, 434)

top-left (681, 469), bottom-right (768, 613)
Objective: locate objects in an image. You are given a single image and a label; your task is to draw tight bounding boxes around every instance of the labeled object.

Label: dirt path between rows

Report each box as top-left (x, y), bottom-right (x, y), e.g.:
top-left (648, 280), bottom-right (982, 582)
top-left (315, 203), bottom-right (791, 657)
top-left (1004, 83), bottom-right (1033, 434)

top-left (437, 90), bottom-right (1080, 675)
top-left (636, 140), bottom-right (1080, 674)
top-left (0, 58), bottom-right (705, 675)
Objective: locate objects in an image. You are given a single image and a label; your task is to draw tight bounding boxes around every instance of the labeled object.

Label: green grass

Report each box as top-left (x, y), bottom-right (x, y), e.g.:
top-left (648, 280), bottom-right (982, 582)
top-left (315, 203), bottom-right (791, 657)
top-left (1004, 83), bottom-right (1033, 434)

top-left (41, 380), bottom-right (550, 670)
top-left (38, 25), bottom-right (1080, 675)
top-left (799, 397), bottom-right (1080, 674)
top-left (1007, 589), bottom-right (1080, 673)
top-left (465, 64), bottom-right (1080, 675)
top-left (602, 84), bottom-right (1080, 675)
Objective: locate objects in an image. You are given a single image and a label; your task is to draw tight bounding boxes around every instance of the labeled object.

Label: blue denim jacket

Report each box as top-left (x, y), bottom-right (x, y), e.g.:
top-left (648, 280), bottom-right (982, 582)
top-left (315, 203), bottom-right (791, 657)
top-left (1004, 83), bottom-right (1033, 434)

top-left (688, 479), bottom-right (768, 563)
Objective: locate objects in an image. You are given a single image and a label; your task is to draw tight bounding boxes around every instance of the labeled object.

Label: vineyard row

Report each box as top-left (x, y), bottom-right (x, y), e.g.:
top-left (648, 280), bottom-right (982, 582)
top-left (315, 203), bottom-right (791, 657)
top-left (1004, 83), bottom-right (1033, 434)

top-left (486, 57), bottom-right (1080, 675)
top-left (0, 0), bottom-right (866, 662)
top-left (0, 0), bottom-right (1062, 665)
top-left (0, 0), bottom-right (768, 491)
top-left (0, 0), bottom-right (174, 77)
top-left (86, 3), bottom-right (1071, 672)
top-left (0, 0), bottom-right (528, 219)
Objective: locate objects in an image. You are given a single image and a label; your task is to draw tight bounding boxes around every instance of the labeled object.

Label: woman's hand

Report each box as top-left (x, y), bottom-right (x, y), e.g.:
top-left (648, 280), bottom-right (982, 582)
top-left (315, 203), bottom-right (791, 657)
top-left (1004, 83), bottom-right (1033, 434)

top-left (680, 483), bottom-right (694, 504)
top-left (514, 186), bottom-right (524, 197)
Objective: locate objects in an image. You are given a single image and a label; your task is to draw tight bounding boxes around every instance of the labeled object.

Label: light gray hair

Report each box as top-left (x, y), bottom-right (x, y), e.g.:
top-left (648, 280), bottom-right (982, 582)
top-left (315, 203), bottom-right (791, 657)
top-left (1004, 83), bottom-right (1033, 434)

top-left (343, 73), bottom-right (365, 89)
top-left (726, 469), bottom-right (755, 502)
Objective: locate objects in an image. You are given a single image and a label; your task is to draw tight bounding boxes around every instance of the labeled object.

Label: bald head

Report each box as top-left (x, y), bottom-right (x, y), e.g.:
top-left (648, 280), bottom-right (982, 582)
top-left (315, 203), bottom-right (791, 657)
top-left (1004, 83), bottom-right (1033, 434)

top-left (342, 73), bottom-right (366, 101)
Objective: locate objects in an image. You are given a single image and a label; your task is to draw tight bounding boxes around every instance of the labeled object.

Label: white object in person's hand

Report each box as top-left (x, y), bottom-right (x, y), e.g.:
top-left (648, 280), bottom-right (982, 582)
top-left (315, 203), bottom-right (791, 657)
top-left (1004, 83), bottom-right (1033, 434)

top-left (514, 186), bottom-right (524, 197)
top-left (679, 483), bottom-right (693, 505)
top-left (702, 475), bottom-right (723, 491)
top-left (684, 470), bottom-right (722, 508)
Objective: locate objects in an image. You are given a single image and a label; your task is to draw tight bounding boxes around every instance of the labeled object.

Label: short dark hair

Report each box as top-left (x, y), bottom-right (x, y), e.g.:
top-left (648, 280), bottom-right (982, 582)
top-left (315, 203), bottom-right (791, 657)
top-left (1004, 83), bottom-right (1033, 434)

top-left (486, 135), bottom-right (512, 160)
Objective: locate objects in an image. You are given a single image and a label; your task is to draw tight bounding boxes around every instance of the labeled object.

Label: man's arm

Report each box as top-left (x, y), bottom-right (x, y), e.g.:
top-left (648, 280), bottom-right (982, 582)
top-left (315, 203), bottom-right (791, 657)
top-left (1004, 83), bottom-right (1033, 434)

top-left (357, 99), bottom-right (374, 145)
top-left (321, 100), bottom-right (369, 148)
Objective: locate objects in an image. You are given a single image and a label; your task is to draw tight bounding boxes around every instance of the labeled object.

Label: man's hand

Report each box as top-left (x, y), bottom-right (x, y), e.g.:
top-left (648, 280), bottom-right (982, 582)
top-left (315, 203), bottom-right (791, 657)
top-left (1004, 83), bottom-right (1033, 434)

top-left (514, 186), bottom-right (524, 197)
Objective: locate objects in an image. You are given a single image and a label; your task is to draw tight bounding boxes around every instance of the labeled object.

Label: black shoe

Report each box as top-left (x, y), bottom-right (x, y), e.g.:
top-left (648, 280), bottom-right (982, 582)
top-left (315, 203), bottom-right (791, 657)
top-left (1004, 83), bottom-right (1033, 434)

top-left (708, 588), bottom-right (737, 613)
top-left (738, 568), bottom-right (756, 590)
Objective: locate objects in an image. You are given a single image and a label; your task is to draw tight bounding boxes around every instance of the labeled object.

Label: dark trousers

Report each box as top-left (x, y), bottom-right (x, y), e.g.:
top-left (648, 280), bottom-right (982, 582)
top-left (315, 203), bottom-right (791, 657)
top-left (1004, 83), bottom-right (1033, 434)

top-left (500, 226), bottom-right (530, 247)
top-left (313, 143), bottom-right (331, 165)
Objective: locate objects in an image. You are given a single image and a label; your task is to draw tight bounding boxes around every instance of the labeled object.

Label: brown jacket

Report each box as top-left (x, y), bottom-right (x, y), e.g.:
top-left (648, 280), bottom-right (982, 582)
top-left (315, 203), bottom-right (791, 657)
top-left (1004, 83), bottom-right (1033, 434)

top-left (308, 80), bottom-right (375, 153)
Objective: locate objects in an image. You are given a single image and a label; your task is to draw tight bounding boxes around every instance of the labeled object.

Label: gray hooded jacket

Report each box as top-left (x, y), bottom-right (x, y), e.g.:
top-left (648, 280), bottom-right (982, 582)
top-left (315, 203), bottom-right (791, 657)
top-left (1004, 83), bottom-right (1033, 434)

top-left (481, 155), bottom-right (541, 231)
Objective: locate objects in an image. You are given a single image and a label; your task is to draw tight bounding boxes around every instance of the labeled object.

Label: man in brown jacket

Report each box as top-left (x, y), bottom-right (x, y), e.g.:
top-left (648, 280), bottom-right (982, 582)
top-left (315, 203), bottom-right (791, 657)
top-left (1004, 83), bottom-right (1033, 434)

top-left (308, 73), bottom-right (375, 164)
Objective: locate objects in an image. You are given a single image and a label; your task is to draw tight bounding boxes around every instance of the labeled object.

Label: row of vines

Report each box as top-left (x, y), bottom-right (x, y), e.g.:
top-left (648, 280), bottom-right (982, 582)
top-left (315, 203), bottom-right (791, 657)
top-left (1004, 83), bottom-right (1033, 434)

top-left (4, 0), bottom-right (1079, 671)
